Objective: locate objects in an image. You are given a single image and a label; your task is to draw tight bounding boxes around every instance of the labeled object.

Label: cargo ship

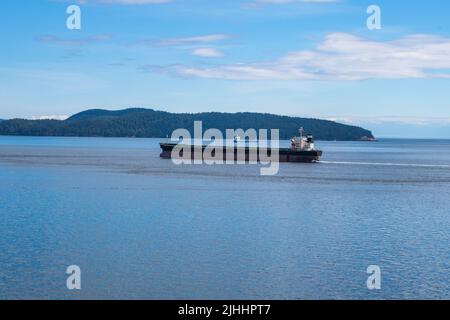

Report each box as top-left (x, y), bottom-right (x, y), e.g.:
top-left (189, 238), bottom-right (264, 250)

top-left (160, 129), bottom-right (323, 163)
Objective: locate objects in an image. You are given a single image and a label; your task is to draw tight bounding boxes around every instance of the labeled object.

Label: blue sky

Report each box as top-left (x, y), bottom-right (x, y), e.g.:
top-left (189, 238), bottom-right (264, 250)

top-left (1, 0), bottom-right (450, 138)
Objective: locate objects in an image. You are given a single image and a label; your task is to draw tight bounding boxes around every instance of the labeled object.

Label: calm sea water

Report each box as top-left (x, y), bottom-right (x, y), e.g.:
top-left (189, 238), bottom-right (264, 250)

top-left (0, 136), bottom-right (449, 300)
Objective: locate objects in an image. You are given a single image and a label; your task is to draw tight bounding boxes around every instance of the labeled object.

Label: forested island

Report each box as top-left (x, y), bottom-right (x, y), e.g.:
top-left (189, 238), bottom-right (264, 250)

top-left (0, 108), bottom-right (374, 141)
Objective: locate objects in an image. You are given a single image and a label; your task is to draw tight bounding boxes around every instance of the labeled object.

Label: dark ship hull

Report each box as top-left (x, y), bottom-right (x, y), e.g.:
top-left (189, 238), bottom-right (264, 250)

top-left (160, 143), bottom-right (322, 163)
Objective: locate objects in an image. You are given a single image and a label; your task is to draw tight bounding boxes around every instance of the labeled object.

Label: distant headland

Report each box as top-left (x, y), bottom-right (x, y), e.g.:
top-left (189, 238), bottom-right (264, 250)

top-left (0, 108), bottom-right (375, 141)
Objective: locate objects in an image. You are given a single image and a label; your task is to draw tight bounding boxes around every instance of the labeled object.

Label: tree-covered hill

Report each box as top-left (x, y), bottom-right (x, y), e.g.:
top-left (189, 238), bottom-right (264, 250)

top-left (0, 108), bottom-right (374, 141)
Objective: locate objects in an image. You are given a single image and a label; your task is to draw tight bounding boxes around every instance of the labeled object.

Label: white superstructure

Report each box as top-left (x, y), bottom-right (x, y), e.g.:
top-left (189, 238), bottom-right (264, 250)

top-left (291, 128), bottom-right (316, 151)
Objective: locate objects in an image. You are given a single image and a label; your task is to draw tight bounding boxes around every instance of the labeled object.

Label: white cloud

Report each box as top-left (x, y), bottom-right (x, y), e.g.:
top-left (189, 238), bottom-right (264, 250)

top-left (155, 34), bottom-right (232, 47)
top-left (37, 34), bottom-right (111, 46)
top-left (167, 33), bottom-right (450, 81)
top-left (327, 116), bottom-right (450, 126)
top-left (192, 48), bottom-right (224, 57)
top-left (31, 115), bottom-right (69, 121)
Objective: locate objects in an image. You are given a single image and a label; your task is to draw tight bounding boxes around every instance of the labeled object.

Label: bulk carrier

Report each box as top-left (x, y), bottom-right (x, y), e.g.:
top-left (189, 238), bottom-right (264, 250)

top-left (160, 129), bottom-right (323, 163)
